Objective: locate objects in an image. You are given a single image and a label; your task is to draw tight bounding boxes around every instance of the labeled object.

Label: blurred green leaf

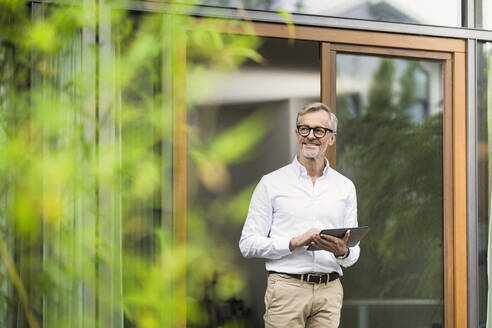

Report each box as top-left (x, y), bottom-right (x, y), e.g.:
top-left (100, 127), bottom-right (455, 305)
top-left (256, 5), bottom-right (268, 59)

top-left (225, 183), bottom-right (256, 224)
top-left (209, 110), bottom-right (268, 165)
top-left (27, 20), bottom-right (56, 52)
top-left (278, 10), bottom-right (295, 39)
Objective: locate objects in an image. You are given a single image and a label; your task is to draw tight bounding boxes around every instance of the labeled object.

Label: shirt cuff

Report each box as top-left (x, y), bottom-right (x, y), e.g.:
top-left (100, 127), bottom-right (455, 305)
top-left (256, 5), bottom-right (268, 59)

top-left (273, 237), bottom-right (292, 257)
top-left (335, 247), bottom-right (352, 266)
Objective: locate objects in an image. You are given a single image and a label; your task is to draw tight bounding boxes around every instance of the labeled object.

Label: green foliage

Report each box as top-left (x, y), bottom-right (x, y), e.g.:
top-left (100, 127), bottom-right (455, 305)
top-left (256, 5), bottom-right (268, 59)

top-left (0, 2), bottom-right (263, 327)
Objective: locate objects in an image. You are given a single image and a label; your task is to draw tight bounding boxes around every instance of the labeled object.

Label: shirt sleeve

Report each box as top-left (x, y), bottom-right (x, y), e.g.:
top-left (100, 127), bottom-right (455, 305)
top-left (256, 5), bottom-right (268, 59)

top-left (239, 178), bottom-right (292, 260)
top-left (336, 182), bottom-right (360, 267)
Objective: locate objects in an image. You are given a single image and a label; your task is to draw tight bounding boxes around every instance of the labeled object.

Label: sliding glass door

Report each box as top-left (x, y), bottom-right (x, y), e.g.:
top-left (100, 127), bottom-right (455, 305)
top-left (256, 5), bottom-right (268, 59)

top-left (335, 52), bottom-right (445, 328)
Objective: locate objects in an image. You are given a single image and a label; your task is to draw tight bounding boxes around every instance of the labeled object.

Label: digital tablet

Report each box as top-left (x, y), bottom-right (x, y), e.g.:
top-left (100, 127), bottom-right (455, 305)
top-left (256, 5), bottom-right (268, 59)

top-left (307, 226), bottom-right (369, 251)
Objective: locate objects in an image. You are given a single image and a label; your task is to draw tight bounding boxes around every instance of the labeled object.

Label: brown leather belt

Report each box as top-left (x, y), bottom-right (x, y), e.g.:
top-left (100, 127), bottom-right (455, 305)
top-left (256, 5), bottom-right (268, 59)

top-left (268, 271), bottom-right (339, 284)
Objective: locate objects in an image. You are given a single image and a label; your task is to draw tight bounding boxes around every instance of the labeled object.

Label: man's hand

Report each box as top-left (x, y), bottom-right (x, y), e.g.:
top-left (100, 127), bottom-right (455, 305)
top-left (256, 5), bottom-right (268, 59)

top-left (289, 228), bottom-right (320, 251)
top-left (312, 230), bottom-right (350, 257)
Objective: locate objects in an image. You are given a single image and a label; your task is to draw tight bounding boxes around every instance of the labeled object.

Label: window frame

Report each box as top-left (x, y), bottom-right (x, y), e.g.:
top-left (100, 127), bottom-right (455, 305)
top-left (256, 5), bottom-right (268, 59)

top-left (173, 20), bottom-right (467, 327)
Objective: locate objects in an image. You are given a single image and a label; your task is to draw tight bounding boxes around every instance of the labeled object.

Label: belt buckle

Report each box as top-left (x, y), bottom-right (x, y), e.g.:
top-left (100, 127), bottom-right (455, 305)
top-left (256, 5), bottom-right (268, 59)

top-left (306, 273), bottom-right (321, 284)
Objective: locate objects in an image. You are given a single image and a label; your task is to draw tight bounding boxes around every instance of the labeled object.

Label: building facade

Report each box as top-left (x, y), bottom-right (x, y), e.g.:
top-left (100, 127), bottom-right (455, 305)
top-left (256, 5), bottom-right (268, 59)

top-left (1, 1), bottom-right (491, 327)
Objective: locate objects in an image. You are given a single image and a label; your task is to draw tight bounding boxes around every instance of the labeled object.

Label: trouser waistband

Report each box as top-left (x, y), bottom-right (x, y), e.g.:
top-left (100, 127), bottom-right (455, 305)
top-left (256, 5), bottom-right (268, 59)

top-left (268, 271), bottom-right (339, 284)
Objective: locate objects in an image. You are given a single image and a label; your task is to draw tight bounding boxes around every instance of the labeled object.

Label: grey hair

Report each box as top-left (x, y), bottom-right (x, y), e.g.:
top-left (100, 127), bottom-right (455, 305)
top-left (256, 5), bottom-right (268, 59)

top-left (296, 102), bottom-right (338, 132)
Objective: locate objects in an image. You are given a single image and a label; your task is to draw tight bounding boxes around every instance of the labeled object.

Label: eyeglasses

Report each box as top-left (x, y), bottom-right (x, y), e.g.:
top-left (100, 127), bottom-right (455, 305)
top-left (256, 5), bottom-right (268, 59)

top-left (296, 125), bottom-right (334, 138)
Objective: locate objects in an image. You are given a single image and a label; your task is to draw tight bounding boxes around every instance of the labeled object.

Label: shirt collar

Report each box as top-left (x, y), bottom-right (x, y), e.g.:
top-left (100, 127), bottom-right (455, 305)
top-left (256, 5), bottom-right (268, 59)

top-left (292, 155), bottom-right (331, 178)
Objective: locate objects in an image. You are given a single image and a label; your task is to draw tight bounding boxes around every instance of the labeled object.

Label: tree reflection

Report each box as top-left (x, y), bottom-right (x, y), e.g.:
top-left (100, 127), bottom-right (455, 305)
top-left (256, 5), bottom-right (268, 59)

top-left (338, 59), bottom-right (444, 300)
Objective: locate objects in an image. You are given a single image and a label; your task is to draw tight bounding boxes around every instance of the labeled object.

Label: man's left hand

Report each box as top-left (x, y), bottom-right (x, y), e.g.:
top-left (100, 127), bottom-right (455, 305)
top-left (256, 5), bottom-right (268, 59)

top-left (311, 230), bottom-right (350, 257)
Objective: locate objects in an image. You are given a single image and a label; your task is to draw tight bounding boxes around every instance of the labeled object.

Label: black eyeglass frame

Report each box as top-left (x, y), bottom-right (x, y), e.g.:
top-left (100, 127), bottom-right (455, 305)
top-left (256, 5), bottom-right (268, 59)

top-left (296, 125), bottom-right (335, 138)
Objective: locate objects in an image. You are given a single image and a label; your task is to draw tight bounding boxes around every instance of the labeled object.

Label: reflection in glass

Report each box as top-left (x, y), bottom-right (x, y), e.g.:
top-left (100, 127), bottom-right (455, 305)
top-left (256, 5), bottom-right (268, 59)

top-left (477, 42), bottom-right (491, 328)
top-left (476, 0), bottom-right (492, 30)
top-left (194, 0), bottom-right (461, 27)
top-left (336, 54), bottom-right (444, 327)
top-left (186, 37), bottom-right (319, 326)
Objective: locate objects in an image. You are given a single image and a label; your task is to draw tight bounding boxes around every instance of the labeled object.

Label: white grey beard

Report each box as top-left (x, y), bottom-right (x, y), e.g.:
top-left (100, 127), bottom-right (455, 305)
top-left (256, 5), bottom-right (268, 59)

top-left (301, 149), bottom-right (319, 158)
top-left (300, 142), bottom-right (329, 159)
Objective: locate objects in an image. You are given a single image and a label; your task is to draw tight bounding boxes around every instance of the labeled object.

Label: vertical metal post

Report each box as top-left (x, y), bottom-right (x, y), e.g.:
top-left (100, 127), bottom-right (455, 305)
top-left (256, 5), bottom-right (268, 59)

top-left (463, 0), bottom-right (475, 28)
top-left (359, 304), bottom-right (369, 328)
top-left (466, 38), bottom-right (478, 328)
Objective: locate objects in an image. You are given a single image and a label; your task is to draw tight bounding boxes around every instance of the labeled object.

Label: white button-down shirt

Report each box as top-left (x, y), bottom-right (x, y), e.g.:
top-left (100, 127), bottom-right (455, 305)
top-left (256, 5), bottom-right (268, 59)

top-left (239, 156), bottom-right (360, 275)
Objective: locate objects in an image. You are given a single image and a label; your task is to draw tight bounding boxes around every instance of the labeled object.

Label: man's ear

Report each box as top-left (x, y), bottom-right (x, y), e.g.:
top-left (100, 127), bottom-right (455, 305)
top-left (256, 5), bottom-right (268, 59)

top-left (329, 133), bottom-right (337, 146)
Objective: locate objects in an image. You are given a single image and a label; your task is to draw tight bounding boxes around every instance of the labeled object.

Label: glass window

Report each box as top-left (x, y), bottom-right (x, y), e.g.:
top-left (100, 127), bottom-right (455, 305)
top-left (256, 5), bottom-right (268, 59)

top-left (193, 0), bottom-right (461, 27)
top-left (336, 53), bottom-right (445, 327)
top-left (476, 0), bottom-right (492, 30)
top-left (477, 41), bottom-right (491, 328)
top-left (186, 37), bottom-right (320, 326)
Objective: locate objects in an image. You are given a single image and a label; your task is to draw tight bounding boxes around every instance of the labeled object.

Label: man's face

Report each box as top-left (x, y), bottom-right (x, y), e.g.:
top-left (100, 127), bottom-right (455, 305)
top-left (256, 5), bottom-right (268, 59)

top-left (296, 110), bottom-right (336, 160)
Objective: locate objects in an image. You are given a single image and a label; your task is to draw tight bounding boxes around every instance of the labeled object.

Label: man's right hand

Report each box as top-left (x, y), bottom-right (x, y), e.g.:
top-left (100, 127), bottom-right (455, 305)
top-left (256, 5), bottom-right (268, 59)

top-left (289, 228), bottom-right (320, 251)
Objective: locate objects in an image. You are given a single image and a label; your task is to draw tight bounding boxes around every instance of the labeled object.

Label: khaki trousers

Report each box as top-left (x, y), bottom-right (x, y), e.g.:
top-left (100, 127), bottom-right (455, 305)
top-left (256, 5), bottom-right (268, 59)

top-left (264, 273), bottom-right (343, 328)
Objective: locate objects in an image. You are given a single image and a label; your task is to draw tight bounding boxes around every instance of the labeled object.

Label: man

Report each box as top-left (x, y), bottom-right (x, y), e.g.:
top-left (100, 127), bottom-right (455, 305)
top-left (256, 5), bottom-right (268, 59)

top-left (239, 102), bottom-right (359, 328)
